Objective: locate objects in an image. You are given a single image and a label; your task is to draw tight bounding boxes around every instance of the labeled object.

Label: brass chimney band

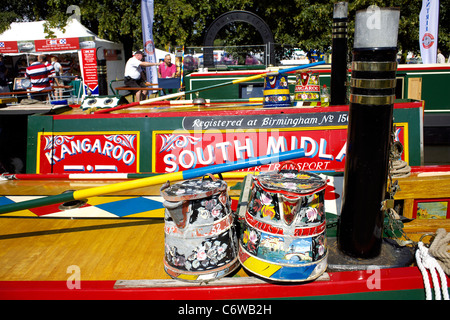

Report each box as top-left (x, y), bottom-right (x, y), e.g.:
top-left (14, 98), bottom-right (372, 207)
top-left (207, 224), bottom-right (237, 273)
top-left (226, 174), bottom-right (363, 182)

top-left (332, 22), bottom-right (347, 27)
top-left (350, 78), bottom-right (397, 89)
top-left (349, 94), bottom-right (395, 105)
top-left (350, 60), bottom-right (397, 105)
top-left (352, 61), bottom-right (397, 72)
top-left (333, 27), bottom-right (347, 33)
top-left (332, 23), bottom-right (347, 39)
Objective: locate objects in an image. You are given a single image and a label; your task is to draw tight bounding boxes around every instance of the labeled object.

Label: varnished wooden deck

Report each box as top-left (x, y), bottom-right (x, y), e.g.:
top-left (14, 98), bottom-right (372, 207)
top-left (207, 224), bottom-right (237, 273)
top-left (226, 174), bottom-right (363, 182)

top-left (0, 217), bottom-right (168, 281)
top-left (0, 178), bottom-right (248, 281)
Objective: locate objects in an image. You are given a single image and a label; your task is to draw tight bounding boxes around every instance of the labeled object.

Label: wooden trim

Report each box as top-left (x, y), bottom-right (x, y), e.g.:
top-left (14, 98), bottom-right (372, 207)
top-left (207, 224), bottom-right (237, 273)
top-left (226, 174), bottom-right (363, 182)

top-left (113, 273), bottom-right (330, 289)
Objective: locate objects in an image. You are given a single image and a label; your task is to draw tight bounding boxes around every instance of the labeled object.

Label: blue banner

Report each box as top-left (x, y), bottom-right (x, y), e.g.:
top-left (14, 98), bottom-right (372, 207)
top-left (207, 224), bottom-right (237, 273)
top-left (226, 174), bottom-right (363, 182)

top-left (141, 0), bottom-right (158, 87)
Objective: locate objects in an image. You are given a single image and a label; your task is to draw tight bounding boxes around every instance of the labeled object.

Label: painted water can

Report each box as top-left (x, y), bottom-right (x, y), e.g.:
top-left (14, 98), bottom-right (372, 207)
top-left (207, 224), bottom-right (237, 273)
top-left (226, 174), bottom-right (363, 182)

top-left (161, 174), bottom-right (239, 282)
top-left (239, 164), bottom-right (328, 282)
top-left (294, 71), bottom-right (321, 107)
top-left (263, 74), bottom-right (291, 108)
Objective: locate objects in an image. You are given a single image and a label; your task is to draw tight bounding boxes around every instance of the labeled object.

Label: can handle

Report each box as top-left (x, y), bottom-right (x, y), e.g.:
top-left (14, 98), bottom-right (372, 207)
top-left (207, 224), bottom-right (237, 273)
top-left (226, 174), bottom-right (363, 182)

top-left (160, 180), bottom-right (171, 193)
top-left (163, 199), bottom-right (185, 209)
top-left (163, 199), bottom-right (189, 229)
top-left (279, 161), bottom-right (302, 173)
top-left (201, 173), bottom-right (223, 182)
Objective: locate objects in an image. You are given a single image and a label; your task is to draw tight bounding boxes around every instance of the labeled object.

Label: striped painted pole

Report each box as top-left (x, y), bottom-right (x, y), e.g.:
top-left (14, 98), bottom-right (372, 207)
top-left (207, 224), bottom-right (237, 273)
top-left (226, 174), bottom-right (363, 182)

top-left (1, 171), bottom-right (261, 181)
top-left (94, 61), bottom-right (326, 114)
top-left (0, 149), bottom-right (305, 214)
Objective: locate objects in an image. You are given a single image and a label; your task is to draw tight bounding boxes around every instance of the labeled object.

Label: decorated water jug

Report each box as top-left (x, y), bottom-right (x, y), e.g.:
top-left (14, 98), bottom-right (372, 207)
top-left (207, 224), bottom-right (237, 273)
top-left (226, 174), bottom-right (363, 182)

top-left (263, 73), bottom-right (291, 108)
top-left (294, 71), bottom-right (321, 107)
top-left (239, 163), bottom-right (328, 281)
top-left (161, 174), bottom-right (239, 282)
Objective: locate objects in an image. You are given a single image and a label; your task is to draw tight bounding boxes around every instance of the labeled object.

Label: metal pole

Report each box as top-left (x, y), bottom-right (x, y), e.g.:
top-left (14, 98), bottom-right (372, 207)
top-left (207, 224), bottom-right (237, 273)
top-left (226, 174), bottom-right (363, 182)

top-left (338, 7), bottom-right (400, 258)
top-left (97, 59), bottom-right (108, 95)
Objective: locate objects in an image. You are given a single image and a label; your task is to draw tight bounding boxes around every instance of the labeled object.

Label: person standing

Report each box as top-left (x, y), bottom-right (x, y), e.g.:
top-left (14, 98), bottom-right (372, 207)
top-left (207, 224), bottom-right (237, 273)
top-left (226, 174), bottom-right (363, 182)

top-left (437, 49), bottom-right (446, 64)
top-left (25, 55), bottom-right (55, 101)
top-left (158, 54), bottom-right (178, 94)
top-left (158, 54), bottom-right (177, 78)
top-left (51, 56), bottom-right (63, 100)
top-left (124, 50), bottom-right (159, 102)
top-left (0, 55), bottom-right (8, 93)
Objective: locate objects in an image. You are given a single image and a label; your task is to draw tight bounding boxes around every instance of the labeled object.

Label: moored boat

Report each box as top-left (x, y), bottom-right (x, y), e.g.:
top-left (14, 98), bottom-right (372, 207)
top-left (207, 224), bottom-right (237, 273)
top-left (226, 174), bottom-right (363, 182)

top-left (1, 5), bottom-right (449, 303)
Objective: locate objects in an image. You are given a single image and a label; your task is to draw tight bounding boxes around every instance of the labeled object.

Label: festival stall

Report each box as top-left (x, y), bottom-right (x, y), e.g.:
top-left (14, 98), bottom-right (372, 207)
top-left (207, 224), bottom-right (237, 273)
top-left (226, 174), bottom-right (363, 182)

top-left (0, 19), bottom-right (125, 96)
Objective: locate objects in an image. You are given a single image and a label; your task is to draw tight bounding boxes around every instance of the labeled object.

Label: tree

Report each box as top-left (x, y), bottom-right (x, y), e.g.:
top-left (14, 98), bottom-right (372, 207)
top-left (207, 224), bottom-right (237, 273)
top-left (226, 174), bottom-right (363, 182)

top-left (0, 0), bottom-right (50, 32)
top-left (44, 0), bottom-right (142, 59)
top-left (1, 0), bottom-right (449, 61)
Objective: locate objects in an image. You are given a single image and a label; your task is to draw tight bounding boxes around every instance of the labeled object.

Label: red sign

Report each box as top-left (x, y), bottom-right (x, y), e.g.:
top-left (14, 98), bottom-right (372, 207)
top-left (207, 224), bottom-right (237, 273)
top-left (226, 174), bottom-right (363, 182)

top-left (0, 41), bottom-right (19, 54)
top-left (421, 33), bottom-right (435, 49)
top-left (295, 85), bottom-right (320, 92)
top-left (38, 132), bottom-right (139, 174)
top-left (153, 124), bottom-right (407, 174)
top-left (34, 37), bottom-right (80, 52)
top-left (153, 128), bottom-right (347, 173)
top-left (80, 48), bottom-right (99, 95)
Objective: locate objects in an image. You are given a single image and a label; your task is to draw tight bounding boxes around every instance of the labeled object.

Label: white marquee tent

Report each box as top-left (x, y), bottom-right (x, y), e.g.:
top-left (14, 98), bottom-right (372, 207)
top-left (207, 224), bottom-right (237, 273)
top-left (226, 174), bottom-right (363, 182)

top-left (0, 19), bottom-right (125, 96)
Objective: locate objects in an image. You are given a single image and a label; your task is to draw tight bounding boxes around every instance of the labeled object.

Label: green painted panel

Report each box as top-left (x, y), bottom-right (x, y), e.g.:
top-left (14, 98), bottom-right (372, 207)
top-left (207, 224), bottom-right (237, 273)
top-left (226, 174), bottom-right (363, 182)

top-left (420, 73), bottom-right (450, 111)
top-left (392, 106), bottom-right (423, 166)
top-left (185, 66), bottom-right (450, 112)
top-left (26, 114), bottom-right (54, 173)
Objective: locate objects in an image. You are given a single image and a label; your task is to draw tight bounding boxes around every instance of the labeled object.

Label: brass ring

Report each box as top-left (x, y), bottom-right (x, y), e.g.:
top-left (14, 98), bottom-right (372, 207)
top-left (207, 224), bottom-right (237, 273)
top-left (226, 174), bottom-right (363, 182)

top-left (332, 27), bottom-right (347, 33)
top-left (332, 34), bottom-right (347, 39)
top-left (352, 61), bottom-right (397, 72)
top-left (351, 78), bottom-right (397, 89)
top-left (350, 94), bottom-right (395, 105)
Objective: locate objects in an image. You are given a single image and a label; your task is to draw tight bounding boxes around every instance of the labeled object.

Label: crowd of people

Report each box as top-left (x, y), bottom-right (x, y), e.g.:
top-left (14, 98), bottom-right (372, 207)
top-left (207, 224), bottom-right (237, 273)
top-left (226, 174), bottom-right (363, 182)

top-left (1, 50), bottom-right (181, 103)
top-left (23, 54), bottom-right (71, 101)
top-left (0, 53), bottom-right (78, 101)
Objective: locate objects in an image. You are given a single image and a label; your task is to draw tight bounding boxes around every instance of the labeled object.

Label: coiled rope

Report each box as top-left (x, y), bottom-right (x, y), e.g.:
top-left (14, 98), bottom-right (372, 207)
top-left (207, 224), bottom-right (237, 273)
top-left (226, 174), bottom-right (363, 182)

top-left (415, 229), bottom-right (450, 300)
top-left (390, 159), bottom-right (411, 178)
top-left (429, 228), bottom-right (450, 276)
top-left (389, 139), bottom-right (411, 178)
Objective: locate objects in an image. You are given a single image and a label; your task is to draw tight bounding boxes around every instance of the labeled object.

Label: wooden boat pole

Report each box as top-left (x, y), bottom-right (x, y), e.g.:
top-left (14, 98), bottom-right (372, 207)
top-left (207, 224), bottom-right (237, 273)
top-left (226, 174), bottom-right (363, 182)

top-left (0, 149), bottom-right (305, 214)
top-left (94, 61), bottom-right (326, 114)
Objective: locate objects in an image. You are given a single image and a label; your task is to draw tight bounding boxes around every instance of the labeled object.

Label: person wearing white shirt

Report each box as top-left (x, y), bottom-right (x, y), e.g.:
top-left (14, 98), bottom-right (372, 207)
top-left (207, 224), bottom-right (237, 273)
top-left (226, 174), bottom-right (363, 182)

top-left (437, 49), bottom-right (446, 64)
top-left (51, 56), bottom-right (63, 100)
top-left (124, 50), bottom-right (159, 101)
